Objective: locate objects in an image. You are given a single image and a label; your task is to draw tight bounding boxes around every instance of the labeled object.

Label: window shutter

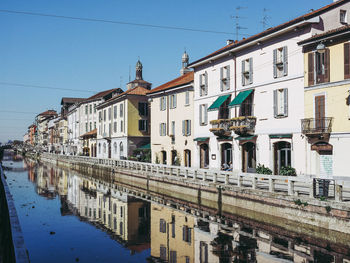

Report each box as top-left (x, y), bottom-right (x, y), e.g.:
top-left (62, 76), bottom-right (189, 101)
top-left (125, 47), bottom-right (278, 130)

top-left (273, 49), bottom-right (277, 78)
top-left (182, 120), bottom-right (185, 135)
top-left (186, 91), bottom-right (189, 105)
top-left (182, 226), bottom-right (186, 241)
top-left (324, 48), bottom-right (330, 83)
top-left (283, 46), bottom-right (288, 76)
top-left (241, 60), bottom-right (245, 86)
top-left (249, 57), bottom-right (253, 84)
top-left (308, 53), bottom-right (314, 86)
top-left (160, 98), bottom-right (162, 111)
top-left (220, 67), bottom-right (224, 91)
top-left (199, 105), bottom-right (202, 125)
top-left (283, 88), bottom-right (288, 117)
top-left (159, 123), bottom-right (162, 136)
top-left (273, 90), bottom-right (277, 118)
top-left (205, 72), bottom-right (208, 95)
top-left (345, 43), bottom-right (350, 79)
top-left (159, 220), bottom-right (162, 232)
top-left (199, 75), bottom-right (203, 96)
top-left (187, 228), bottom-right (191, 244)
top-left (204, 104), bottom-right (208, 125)
top-left (174, 94), bottom-right (177, 108)
top-left (188, 120), bottom-right (191, 135)
top-left (226, 65), bottom-right (230, 90)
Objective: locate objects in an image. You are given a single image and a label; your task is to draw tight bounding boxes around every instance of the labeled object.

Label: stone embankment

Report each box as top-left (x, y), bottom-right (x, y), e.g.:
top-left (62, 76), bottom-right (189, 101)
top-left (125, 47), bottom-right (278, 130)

top-left (41, 153), bottom-right (350, 237)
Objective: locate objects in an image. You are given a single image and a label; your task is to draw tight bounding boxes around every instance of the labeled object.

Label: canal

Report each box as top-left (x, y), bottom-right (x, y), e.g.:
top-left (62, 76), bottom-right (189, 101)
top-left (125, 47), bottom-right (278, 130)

top-left (3, 157), bottom-right (350, 263)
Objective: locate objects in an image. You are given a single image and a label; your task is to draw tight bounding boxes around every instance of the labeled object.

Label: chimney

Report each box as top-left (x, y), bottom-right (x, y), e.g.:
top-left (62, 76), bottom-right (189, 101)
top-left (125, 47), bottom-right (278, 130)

top-left (226, 39), bottom-right (234, 45)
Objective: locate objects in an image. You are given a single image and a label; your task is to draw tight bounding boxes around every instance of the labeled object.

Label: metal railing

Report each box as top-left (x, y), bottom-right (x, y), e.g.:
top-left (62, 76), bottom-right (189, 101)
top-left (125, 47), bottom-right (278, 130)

top-left (41, 153), bottom-right (350, 202)
top-left (210, 116), bottom-right (256, 136)
top-left (301, 117), bottom-right (333, 135)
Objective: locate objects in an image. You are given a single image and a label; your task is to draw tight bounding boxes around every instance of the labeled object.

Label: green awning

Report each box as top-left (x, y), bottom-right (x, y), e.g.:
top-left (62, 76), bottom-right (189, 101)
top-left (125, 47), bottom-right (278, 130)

top-left (217, 136), bottom-right (233, 141)
top-left (138, 143), bottom-right (150, 149)
top-left (235, 135), bottom-right (256, 141)
top-left (207, 95), bottom-right (230, 111)
top-left (229, 90), bottom-right (253, 107)
top-left (269, 134), bottom-right (292, 139)
top-left (194, 137), bottom-right (209, 142)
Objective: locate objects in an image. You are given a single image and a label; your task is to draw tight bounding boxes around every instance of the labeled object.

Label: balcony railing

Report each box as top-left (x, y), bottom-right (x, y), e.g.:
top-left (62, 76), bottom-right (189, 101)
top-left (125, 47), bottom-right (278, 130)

top-left (209, 116), bottom-right (256, 136)
top-left (301, 118), bottom-right (333, 135)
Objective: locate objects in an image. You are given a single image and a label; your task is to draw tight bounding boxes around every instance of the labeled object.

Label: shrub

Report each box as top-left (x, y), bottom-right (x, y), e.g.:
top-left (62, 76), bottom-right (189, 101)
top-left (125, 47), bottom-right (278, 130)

top-left (256, 164), bottom-right (272, 175)
top-left (279, 166), bottom-right (296, 176)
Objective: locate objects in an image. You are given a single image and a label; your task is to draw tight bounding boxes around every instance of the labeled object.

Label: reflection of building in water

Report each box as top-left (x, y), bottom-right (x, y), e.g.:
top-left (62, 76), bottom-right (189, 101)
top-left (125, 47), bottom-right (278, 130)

top-left (35, 165), bottom-right (68, 199)
top-left (66, 175), bottom-right (150, 253)
top-left (150, 204), bottom-right (195, 263)
top-left (194, 219), bottom-right (219, 263)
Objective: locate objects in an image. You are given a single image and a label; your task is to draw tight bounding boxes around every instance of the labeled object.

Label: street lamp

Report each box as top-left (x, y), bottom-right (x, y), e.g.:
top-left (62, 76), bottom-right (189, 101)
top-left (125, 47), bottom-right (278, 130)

top-left (316, 42), bottom-right (326, 53)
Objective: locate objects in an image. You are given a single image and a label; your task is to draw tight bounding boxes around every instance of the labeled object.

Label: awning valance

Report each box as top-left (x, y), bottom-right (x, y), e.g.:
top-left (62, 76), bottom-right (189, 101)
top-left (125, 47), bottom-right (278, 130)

top-left (194, 137), bottom-right (209, 142)
top-left (229, 90), bottom-right (253, 107)
top-left (208, 95), bottom-right (230, 111)
top-left (138, 143), bottom-right (150, 149)
top-left (235, 135), bottom-right (256, 141)
top-left (269, 134), bottom-right (292, 139)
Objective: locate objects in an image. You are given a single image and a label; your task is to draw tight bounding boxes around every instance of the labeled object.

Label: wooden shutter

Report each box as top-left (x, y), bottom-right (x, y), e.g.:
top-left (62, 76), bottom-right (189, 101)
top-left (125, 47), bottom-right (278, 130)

top-left (205, 72), bottom-right (208, 95)
top-left (182, 120), bottom-right (185, 135)
top-left (199, 105), bottom-right (202, 125)
top-left (204, 104), bottom-right (208, 125)
top-left (188, 120), bottom-right (191, 136)
top-left (174, 94), bottom-right (177, 108)
top-left (249, 57), bottom-right (253, 84)
top-left (283, 46), bottom-right (288, 76)
top-left (273, 90), bottom-right (277, 117)
top-left (324, 48), bottom-right (330, 83)
top-left (220, 67), bottom-right (224, 91)
top-left (226, 65), bottom-right (230, 90)
top-left (187, 228), bottom-right (192, 244)
top-left (273, 49), bottom-right (277, 78)
top-left (283, 88), bottom-right (288, 117)
top-left (199, 74), bottom-right (203, 96)
top-left (241, 60), bottom-right (245, 86)
top-left (345, 43), bottom-right (350, 79)
top-left (182, 226), bottom-right (186, 241)
top-left (308, 53), bottom-right (314, 86)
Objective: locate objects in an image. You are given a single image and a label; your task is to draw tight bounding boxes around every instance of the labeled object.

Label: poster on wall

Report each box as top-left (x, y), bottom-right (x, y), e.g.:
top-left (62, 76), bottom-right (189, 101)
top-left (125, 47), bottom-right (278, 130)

top-left (319, 155), bottom-right (333, 178)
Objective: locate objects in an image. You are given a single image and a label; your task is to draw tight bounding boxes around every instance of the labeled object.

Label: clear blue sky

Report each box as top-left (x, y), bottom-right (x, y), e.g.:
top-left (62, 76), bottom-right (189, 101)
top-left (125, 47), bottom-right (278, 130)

top-left (0, 0), bottom-right (332, 143)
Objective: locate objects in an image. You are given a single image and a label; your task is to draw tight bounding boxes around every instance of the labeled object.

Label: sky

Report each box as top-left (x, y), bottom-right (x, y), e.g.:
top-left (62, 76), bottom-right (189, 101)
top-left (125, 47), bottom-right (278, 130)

top-left (0, 0), bottom-right (332, 143)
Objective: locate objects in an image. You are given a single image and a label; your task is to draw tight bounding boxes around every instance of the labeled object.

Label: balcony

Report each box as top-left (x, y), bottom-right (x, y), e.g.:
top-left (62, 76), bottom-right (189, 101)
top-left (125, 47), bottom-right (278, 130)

top-left (229, 116), bottom-right (256, 135)
top-left (301, 118), bottom-right (333, 137)
top-left (209, 116), bottom-right (256, 136)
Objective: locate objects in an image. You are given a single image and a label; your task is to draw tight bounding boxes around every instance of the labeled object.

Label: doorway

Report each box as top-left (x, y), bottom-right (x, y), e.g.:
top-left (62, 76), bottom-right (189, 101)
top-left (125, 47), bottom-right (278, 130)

top-left (184, 150), bottom-right (191, 167)
top-left (273, 141), bottom-right (291, 174)
top-left (161, 151), bottom-right (167, 165)
top-left (221, 143), bottom-right (232, 169)
top-left (200, 144), bottom-right (209, 168)
top-left (171, 150), bottom-right (177, 165)
top-left (242, 142), bottom-right (256, 172)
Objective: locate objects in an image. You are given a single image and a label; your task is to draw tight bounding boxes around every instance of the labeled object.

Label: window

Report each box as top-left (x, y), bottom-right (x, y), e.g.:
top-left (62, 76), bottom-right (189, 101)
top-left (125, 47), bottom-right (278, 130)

top-left (170, 94), bottom-right (177, 109)
top-left (182, 120), bottom-right (191, 136)
top-left (160, 246), bottom-right (166, 261)
top-left (120, 104), bottom-right (124, 117)
top-left (182, 226), bottom-right (191, 243)
top-left (199, 72), bottom-right (208, 96)
top-left (94, 122), bottom-right (96, 130)
top-left (308, 50), bottom-right (330, 85)
top-left (273, 88), bottom-right (288, 117)
top-left (89, 122), bottom-right (92, 131)
top-left (159, 219), bottom-right (166, 233)
top-left (103, 143), bottom-right (106, 153)
top-left (170, 251), bottom-right (177, 263)
top-left (340, 10), bottom-right (347, 24)
top-left (120, 120), bottom-right (124, 132)
top-left (273, 46), bottom-right (288, 78)
top-left (120, 142), bottom-right (124, 157)
top-left (185, 256), bottom-right (190, 263)
top-left (345, 43), bottom-right (350, 79)
top-left (171, 215), bottom-right (175, 238)
top-left (220, 65), bottom-right (230, 90)
top-left (200, 242), bottom-right (208, 263)
top-left (108, 108), bottom-right (111, 120)
top-left (170, 121), bottom-right (175, 136)
top-left (139, 120), bottom-right (148, 132)
top-left (85, 122), bottom-right (88, 132)
top-left (114, 142), bottom-right (117, 154)
top-left (138, 102), bottom-right (148, 116)
top-left (160, 123), bottom-right (166, 136)
top-left (240, 92), bottom-right (254, 117)
top-left (98, 143), bottom-right (101, 154)
top-left (120, 206), bottom-right (123, 217)
top-left (114, 105), bottom-right (117, 119)
top-left (160, 96), bottom-right (166, 111)
top-left (89, 104), bottom-right (92, 114)
top-left (199, 104), bottom-right (208, 125)
top-left (94, 104), bottom-right (96, 113)
top-left (99, 111), bottom-right (102, 121)
top-left (114, 122), bottom-right (117, 133)
top-left (85, 105), bottom-right (88, 114)
top-left (103, 110), bottom-right (106, 121)
top-left (120, 222), bottom-right (123, 235)
top-left (242, 58), bottom-right (253, 86)
top-left (185, 91), bottom-right (190, 105)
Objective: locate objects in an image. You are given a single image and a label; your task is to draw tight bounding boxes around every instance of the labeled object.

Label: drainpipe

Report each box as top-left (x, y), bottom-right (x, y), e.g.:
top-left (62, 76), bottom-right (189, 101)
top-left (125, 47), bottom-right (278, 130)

top-left (233, 54), bottom-right (237, 118)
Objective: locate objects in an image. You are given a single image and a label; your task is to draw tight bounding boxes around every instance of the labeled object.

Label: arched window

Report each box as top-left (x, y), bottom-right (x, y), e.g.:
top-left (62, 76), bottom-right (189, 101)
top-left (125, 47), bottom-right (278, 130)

top-left (98, 143), bottom-right (101, 154)
top-left (120, 142), bottom-right (124, 158)
top-left (103, 143), bottom-right (106, 153)
top-left (114, 142), bottom-right (117, 155)
top-left (113, 204), bottom-right (117, 214)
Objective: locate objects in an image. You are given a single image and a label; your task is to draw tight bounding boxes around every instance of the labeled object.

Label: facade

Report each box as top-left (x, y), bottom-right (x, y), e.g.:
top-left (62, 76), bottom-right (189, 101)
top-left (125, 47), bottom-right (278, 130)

top-left (148, 52), bottom-right (194, 166)
top-left (96, 60), bottom-right (151, 159)
top-left (35, 110), bottom-right (58, 150)
top-left (189, 0), bottom-right (350, 174)
top-left (299, 25), bottom-right (350, 178)
top-left (67, 103), bottom-right (81, 155)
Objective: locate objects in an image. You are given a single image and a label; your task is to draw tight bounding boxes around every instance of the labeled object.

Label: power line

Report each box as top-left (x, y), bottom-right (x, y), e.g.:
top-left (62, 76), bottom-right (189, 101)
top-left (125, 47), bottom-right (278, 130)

top-left (0, 110), bottom-right (39, 114)
top-left (0, 81), bottom-right (96, 93)
top-left (0, 9), bottom-right (238, 36)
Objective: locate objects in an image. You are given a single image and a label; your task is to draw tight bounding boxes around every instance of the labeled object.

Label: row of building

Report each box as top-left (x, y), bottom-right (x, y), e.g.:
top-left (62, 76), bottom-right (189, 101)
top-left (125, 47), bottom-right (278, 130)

top-left (24, 0), bottom-right (350, 177)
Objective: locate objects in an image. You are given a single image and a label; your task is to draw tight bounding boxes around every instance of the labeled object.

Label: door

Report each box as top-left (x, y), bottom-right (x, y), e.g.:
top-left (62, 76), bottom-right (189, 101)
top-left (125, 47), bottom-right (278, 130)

top-left (161, 151), bottom-right (167, 165)
top-left (315, 95), bottom-right (325, 131)
top-left (242, 142), bottom-right (256, 172)
top-left (221, 143), bottom-right (232, 168)
top-left (200, 144), bottom-right (209, 168)
top-left (274, 141), bottom-right (291, 174)
top-left (184, 150), bottom-right (191, 167)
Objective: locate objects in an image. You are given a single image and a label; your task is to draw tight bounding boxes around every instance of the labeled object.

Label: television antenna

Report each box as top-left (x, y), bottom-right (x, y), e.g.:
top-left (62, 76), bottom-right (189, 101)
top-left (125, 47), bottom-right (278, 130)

top-left (230, 6), bottom-right (247, 41)
top-left (261, 8), bottom-right (270, 30)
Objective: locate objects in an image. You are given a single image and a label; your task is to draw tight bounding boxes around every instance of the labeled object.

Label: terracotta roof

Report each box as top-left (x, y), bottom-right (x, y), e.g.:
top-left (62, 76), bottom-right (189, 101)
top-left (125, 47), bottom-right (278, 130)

top-left (147, 72), bottom-right (194, 95)
top-left (82, 88), bottom-right (124, 103)
top-left (189, 0), bottom-right (350, 66)
top-left (81, 128), bottom-right (97, 138)
top-left (61, 97), bottom-right (85, 105)
top-left (298, 24), bottom-right (350, 44)
top-left (38, 110), bottom-right (57, 116)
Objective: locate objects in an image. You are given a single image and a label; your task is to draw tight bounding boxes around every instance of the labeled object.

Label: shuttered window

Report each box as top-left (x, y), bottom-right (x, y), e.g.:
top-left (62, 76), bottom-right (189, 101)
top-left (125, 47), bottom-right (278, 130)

top-left (170, 94), bottom-right (177, 109)
top-left (273, 46), bottom-right (288, 78)
top-left (345, 43), bottom-right (350, 79)
top-left (160, 246), bottom-right (166, 260)
top-left (273, 88), bottom-right (288, 118)
top-left (199, 104), bottom-right (208, 125)
top-left (114, 105), bottom-right (117, 119)
top-left (159, 219), bottom-right (166, 233)
top-left (220, 65), bottom-right (230, 91)
top-left (315, 49), bottom-right (330, 84)
top-left (308, 52), bottom-right (315, 86)
top-left (182, 226), bottom-right (192, 243)
top-left (160, 96), bottom-right (166, 111)
top-left (185, 91), bottom-right (190, 105)
top-left (182, 120), bottom-right (191, 136)
top-left (159, 123), bottom-right (166, 136)
top-left (242, 58), bottom-right (253, 86)
top-left (138, 102), bottom-right (148, 116)
top-left (200, 72), bottom-right (208, 96)
top-left (170, 251), bottom-right (177, 263)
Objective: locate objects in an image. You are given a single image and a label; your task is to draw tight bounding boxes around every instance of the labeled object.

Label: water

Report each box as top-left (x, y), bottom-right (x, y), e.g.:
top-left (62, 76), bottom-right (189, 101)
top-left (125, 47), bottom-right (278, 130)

top-left (3, 157), bottom-right (350, 263)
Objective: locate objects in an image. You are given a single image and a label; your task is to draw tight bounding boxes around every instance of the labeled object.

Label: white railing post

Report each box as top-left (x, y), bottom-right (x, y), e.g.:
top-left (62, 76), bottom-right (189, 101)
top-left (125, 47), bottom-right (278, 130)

top-left (225, 174), bottom-right (229, 185)
top-left (185, 169), bottom-right (188, 179)
top-left (194, 170), bottom-right (197, 180)
top-left (203, 171), bottom-right (207, 181)
top-left (237, 175), bottom-right (243, 187)
top-left (252, 176), bottom-right (257, 190)
top-left (335, 184), bottom-right (343, 202)
top-left (288, 179), bottom-right (295, 196)
top-left (213, 173), bottom-right (218, 183)
top-left (269, 176), bottom-right (275, 192)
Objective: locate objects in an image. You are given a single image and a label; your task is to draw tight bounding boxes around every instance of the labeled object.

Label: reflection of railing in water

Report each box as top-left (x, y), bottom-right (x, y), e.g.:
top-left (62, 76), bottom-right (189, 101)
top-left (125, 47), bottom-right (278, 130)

top-left (41, 153), bottom-right (350, 202)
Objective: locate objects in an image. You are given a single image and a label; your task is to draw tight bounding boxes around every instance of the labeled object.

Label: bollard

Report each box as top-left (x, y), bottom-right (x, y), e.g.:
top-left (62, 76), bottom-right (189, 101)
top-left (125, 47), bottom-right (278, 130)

top-left (288, 180), bottom-right (294, 196)
top-left (335, 184), bottom-right (343, 202)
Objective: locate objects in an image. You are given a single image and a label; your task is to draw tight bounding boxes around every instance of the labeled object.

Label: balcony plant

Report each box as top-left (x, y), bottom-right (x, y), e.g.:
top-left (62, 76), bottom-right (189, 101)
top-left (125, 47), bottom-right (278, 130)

top-left (256, 164), bottom-right (272, 175)
top-left (210, 119), bottom-right (227, 125)
top-left (279, 166), bottom-right (297, 176)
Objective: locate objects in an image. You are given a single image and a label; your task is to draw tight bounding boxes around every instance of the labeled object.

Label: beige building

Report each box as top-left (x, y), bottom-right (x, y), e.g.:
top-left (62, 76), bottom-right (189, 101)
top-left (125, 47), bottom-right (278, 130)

top-left (148, 52), bottom-right (194, 166)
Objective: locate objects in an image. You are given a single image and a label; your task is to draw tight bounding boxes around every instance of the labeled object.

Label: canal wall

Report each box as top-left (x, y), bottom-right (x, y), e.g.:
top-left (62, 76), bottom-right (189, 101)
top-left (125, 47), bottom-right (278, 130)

top-left (0, 165), bottom-right (30, 263)
top-left (40, 154), bottom-right (350, 238)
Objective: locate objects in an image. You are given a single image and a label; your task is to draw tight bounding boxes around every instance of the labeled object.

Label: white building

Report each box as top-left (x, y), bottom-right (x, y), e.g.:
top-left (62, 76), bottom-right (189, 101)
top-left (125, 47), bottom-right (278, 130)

top-left (189, 0), bottom-right (350, 174)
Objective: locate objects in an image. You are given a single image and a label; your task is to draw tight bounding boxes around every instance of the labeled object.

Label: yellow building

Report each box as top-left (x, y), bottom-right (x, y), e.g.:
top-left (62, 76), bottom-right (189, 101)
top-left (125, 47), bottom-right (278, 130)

top-left (150, 203), bottom-right (195, 263)
top-left (148, 53), bottom-right (194, 166)
top-left (299, 25), bottom-right (350, 178)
